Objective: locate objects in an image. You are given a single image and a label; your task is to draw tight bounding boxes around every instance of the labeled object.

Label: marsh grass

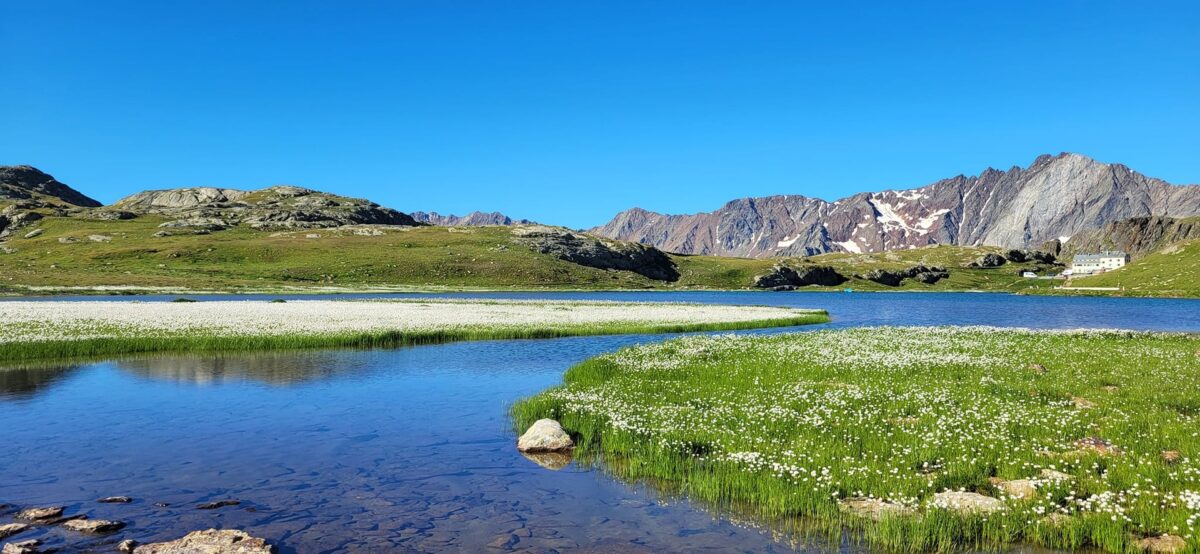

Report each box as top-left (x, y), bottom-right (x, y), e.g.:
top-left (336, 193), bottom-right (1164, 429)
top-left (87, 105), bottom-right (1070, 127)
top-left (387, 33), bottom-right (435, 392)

top-left (0, 313), bottom-right (829, 364)
top-left (513, 327), bottom-right (1200, 553)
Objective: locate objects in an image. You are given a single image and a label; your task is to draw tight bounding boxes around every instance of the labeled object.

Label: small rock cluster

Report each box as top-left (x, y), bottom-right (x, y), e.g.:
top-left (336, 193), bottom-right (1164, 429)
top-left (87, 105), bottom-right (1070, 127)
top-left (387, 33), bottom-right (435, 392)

top-left (0, 497), bottom-right (272, 554)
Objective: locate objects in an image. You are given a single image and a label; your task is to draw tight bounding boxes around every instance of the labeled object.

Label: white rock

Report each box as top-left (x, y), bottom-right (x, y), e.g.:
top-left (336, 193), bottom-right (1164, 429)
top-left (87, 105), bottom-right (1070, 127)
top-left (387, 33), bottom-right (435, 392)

top-left (517, 419), bottom-right (573, 452)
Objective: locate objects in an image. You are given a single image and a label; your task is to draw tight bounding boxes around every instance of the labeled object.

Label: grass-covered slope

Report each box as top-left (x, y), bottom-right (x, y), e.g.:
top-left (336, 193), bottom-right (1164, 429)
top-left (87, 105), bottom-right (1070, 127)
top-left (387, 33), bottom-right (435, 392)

top-left (0, 209), bottom-right (1063, 294)
top-left (514, 327), bottom-right (1200, 553)
top-left (1072, 238), bottom-right (1200, 297)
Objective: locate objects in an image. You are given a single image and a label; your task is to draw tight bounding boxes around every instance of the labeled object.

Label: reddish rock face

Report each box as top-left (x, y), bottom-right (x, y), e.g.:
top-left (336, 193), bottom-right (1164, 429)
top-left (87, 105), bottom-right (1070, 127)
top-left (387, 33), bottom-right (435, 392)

top-left (591, 153), bottom-right (1200, 257)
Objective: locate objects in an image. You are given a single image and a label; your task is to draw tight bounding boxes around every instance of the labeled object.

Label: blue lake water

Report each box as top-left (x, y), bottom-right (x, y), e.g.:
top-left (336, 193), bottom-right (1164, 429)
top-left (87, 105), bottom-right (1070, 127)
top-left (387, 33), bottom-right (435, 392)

top-left (2, 292), bottom-right (1198, 552)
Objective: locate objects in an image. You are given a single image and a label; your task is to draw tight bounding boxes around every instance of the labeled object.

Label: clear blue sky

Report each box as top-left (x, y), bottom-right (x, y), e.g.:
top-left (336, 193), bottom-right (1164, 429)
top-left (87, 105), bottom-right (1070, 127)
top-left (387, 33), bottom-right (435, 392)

top-left (2, 1), bottom-right (1197, 228)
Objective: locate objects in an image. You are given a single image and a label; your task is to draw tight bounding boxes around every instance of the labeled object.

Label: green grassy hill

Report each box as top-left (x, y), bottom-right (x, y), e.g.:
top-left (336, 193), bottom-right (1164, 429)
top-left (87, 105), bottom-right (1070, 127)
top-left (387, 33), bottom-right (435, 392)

top-left (1071, 238), bottom-right (1200, 297)
top-left (0, 206), bottom-right (1064, 295)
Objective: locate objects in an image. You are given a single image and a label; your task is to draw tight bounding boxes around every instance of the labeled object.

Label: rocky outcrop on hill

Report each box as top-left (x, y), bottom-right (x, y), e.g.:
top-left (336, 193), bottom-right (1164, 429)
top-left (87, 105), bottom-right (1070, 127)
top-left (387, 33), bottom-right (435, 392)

top-left (113, 186), bottom-right (419, 230)
top-left (592, 153), bottom-right (1200, 257)
top-left (410, 211), bottom-right (533, 226)
top-left (1063, 216), bottom-right (1200, 259)
top-left (754, 265), bottom-right (847, 289)
top-left (512, 225), bottom-right (679, 281)
top-left (0, 166), bottom-right (101, 207)
top-left (858, 265), bottom-right (949, 286)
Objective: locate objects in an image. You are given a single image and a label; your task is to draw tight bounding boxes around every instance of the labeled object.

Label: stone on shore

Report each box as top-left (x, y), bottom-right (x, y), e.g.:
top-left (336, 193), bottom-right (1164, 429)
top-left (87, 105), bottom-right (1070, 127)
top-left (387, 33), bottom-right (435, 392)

top-left (14, 507), bottom-right (62, 521)
top-left (930, 491), bottom-right (1005, 514)
top-left (516, 419), bottom-right (573, 453)
top-left (838, 497), bottom-right (915, 520)
top-left (989, 477), bottom-right (1037, 500)
top-left (0, 524), bottom-right (28, 540)
top-left (62, 518), bottom-right (126, 533)
top-left (1134, 534), bottom-right (1187, 553)
top-left (133, 529), bottom-right (274, 554)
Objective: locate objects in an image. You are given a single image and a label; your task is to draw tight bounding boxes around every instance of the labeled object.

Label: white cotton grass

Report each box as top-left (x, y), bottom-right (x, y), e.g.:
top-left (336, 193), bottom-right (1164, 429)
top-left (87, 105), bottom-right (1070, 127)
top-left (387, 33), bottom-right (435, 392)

top-left (0, 299), bottom-right (826, 362)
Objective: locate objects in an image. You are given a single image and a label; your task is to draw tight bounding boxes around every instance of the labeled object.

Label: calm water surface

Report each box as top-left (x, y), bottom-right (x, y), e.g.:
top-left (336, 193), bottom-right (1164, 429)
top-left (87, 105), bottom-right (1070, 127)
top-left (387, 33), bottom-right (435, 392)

top-left (2, 292), bottom-right (1199, 552)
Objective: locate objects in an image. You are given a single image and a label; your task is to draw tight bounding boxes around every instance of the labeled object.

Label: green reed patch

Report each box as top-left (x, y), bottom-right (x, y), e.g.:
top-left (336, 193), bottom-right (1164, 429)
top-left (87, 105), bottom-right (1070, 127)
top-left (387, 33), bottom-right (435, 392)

top-left (513, 327), bottom-right (1200, 553)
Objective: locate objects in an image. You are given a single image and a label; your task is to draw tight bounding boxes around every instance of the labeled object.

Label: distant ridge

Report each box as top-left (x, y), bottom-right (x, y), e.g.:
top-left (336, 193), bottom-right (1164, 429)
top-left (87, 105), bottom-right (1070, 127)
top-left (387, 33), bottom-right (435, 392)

top-left (591, 153), bottom-right (1200, 258)
top-left (410, 211), bottom-right (534, 226)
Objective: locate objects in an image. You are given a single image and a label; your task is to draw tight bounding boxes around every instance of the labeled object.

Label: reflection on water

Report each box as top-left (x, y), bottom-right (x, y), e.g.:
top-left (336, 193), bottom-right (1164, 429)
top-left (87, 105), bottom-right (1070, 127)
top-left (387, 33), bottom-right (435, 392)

top-left (1, 292), bottom-right (1198, 552)
top-left (113, 350), bottom-right (377, 386)
top-left (0, 363), bottom-right (81, 400)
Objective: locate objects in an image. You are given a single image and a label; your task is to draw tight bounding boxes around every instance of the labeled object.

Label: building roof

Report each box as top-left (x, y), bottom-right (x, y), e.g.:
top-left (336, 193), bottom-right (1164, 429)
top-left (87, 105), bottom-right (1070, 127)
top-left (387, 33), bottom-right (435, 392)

top-left (1073, 251), bottom-right (1129, 262)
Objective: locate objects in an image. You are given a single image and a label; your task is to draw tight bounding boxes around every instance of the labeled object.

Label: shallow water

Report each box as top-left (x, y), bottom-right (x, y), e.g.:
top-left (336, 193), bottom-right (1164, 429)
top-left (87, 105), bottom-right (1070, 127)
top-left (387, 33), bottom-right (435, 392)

top-left (2, 292), bottom-right (1198, 552)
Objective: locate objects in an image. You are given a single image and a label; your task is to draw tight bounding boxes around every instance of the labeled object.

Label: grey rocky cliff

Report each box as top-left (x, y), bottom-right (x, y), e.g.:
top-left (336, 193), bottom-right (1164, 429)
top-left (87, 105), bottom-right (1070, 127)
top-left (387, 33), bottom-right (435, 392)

top-left (0, 166), bottom-right (101, 207)
top-left (112, 185), bottom-right (420, 229)
top-left (592, 153), bottom-right (1200, 257)
top-left (1062, 216), bottom-right (1200, 259)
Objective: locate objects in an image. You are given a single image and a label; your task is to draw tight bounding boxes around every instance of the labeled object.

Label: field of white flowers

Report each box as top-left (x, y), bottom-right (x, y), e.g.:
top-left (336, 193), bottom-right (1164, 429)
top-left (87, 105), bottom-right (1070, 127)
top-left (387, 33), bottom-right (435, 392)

top-left (514, 327), bottom-right (1200, 553)
top-left (0, 299), bottom-right (826, 362)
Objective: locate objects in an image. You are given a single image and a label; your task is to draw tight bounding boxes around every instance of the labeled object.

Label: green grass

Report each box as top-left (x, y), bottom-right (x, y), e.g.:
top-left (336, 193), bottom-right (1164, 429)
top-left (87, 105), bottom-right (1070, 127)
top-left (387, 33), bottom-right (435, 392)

top-left (513, 327), bottom-right (1200, 553)
top-left (0, 313), bottom-right (829, 365)
top-left (0, 211), bottom-right (1070, 294)
top-left (1072, 238), bottom-right (1200, 297)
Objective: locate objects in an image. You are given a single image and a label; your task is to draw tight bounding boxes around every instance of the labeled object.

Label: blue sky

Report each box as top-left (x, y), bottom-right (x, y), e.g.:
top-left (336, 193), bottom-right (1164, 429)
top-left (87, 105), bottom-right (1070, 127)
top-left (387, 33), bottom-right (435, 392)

top-left (2, 1), bottom-right (1197, 228)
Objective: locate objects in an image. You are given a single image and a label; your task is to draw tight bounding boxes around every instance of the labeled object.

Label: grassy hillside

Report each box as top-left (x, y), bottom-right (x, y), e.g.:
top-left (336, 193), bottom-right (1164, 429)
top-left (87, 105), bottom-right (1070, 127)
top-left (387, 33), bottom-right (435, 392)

top-left (0, 209), bottom-right (1062, 294)
top-left (1071, 238), bottom-right (1200, 297)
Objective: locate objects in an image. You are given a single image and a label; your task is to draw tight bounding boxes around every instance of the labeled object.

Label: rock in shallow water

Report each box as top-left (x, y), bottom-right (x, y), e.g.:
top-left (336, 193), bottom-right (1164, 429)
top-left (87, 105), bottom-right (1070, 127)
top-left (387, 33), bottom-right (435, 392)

top-left (2, 540), bottom-right (40, 554)
top-left (516, 419), bottom-right (574, 453)
top-left (196, 500), bottom-right (240, 510)
top-left (0, 524), bottom-right (28, 540)
top-left (13, 507), bottom-right (62, 521)
top-left (98, 496), bottom-right (133, 504)
top-left (62, 518), bottom-right (126, 533)
top-left (133, 529), bottom-right (274, 553)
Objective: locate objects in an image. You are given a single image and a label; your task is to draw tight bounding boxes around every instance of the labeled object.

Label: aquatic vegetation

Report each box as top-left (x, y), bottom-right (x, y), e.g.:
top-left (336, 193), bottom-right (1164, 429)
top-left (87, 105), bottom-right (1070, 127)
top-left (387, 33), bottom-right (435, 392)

top-left (0, 299), bottom-right (827, 362)
top-left (514, 327), bottom-right (1200, 552)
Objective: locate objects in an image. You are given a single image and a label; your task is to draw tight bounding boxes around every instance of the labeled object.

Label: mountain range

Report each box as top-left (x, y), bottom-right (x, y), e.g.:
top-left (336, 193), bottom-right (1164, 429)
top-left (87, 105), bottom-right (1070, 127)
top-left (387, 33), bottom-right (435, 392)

top-left (591, 153), bottom-right (1200, 258)
top-left (4, 153), bottom-right (1200, 258)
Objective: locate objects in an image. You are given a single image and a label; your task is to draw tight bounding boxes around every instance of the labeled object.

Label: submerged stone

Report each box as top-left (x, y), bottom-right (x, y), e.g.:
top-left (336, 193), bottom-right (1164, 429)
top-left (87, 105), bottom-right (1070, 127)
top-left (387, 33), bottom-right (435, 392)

top-left (196, 499), bottom-right (240, 510)
top-left (517, 419), bottom-right (573, 453)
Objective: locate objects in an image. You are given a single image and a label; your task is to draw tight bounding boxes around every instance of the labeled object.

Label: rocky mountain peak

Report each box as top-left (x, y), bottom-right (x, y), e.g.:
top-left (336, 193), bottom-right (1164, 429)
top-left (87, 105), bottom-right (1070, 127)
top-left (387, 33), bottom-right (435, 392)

top-left (0, 165), bottom-right (102, 207)
top-left (591, 153), bottom-right (1200, 258)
